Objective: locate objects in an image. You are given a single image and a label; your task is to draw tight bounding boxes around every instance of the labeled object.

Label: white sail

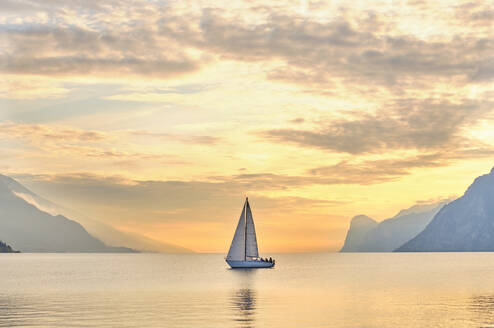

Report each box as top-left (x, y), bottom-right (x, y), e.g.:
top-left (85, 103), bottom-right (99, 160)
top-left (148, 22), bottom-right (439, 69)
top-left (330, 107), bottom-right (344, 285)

top-left (226, 202), bottom-right (246, 260)
top-left (225, 198), bottom-right (274, 268)
top-left (245, 199), bottom-right (259, 259)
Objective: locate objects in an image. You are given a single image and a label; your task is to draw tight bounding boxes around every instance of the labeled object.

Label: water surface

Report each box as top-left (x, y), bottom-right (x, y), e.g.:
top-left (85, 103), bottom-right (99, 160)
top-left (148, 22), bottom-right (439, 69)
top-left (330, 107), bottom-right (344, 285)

top-left (2, 253), bottom-right (494, 327)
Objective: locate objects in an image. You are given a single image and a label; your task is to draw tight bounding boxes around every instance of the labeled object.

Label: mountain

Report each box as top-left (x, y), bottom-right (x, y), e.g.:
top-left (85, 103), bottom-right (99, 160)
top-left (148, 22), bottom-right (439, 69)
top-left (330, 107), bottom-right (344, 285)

top-left (0, 174), bottom-right (135, 252)
top-left (10, 175), bottom-right (192, 253)
top-left (0, 240), bottom-right (19, 253)
top-left (397, 167), bottom-right (494, 252)
top-left (340, 215), bottom-right (378, 252)
top-left (340, 201), bottom-right (446, 252)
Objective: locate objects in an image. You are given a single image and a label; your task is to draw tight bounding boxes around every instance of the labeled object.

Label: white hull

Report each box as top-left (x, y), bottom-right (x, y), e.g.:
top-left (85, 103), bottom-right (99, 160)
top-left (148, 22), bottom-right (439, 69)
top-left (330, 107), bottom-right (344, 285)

top-left (226, 259), bottom-right (275, 268)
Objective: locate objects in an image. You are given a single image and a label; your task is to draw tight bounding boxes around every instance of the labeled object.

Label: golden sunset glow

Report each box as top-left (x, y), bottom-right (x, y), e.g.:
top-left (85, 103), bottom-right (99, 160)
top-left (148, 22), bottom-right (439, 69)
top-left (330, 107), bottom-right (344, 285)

top-left (1, 0), bottom-right (493, 252)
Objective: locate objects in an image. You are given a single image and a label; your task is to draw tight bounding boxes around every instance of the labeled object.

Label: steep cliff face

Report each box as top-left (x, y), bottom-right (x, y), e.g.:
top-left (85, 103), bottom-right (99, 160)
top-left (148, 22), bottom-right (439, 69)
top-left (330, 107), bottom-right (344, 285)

top-left (340, 215), bottom-right (378, 252)
top-left (397, 168), bottom-right (494, 252)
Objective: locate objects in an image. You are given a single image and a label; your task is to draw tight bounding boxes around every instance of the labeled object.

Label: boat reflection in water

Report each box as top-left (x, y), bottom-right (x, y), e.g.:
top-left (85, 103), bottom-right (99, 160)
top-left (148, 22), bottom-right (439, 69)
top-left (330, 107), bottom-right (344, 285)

top-left (230, 288), bottom-right (256, 328)
top-left (229, 268), bottom-right (257, 328)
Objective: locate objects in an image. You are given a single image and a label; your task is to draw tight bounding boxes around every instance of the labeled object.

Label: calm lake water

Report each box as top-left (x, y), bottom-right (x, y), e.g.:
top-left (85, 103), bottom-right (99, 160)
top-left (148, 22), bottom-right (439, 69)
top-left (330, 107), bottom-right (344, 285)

top-left (2, 253), bottom-right (494, 327)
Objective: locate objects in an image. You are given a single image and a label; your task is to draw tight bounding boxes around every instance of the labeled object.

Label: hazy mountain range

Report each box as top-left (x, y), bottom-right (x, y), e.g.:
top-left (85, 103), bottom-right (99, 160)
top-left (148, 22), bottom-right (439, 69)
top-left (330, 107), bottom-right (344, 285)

top-left (6, 166), bottom-right (494, 253)
top-left (342, 167), bottom-right (494, 253)
top-left (397, 168), bottom-right (494, 252)
top-left (0, 174), bottom-right (191, 253)
top-left (341, 201), bottom-right (447, 252)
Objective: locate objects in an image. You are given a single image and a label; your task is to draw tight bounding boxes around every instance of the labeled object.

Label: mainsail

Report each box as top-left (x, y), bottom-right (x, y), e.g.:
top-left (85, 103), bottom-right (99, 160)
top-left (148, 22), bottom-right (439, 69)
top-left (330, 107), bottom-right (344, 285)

top-left (227, 198), bottom-right (259, 261)
top-left (245, 200), bottom-right (259, 259)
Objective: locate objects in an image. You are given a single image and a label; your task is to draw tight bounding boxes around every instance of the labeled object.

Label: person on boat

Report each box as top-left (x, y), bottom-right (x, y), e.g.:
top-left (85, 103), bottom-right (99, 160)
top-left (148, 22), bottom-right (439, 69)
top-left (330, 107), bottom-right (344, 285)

top-left (269, 257), bottom-right (272, 263)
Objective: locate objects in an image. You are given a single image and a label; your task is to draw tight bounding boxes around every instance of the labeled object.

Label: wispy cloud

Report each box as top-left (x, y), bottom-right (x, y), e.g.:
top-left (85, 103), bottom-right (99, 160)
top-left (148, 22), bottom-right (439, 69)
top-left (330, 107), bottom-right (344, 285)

top-left (15, 172), bottom-right (343, 222)
top-left (309, 154), bottom-right (445, 185)
top-left (0, 123), bottom-right (219, 168)
top-left (0, 76), bottom-right (69, 99)
top-left (260, 98), bottom-right (494, 154)
top-left (0, 122), bottom-right (106, 142)
top-left (131, 130), bottom-right (221, 145)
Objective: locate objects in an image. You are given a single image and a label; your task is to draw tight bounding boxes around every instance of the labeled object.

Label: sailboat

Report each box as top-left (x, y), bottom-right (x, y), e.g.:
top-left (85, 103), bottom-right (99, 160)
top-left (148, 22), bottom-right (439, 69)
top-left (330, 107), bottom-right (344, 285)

top-left (226, 197), bottom-right (275, 268)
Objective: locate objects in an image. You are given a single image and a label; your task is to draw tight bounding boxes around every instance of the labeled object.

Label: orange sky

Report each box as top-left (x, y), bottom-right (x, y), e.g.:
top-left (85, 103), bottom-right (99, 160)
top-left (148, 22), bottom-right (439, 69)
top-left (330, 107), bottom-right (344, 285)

top-left (1, 0), bottom-right (493, 252)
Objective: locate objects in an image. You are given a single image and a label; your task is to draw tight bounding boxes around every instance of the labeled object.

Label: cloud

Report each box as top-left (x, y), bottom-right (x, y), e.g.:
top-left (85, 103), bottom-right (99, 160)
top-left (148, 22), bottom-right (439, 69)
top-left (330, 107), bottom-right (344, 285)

top-left (5, 118), bottom-right (494, 189)
top-left (0, 122), bottom-right (106, 142)
top-left (130, 130), bottom-right (221, 145)
top-left (454, 2), bottom-right (494, 27)
top-left (186, 9), bottom-right (492, 93)
top-left (0, 24), bottom-right (203, 78)
top-left (469, 58), bottom-right (494, 82)
top-left (309, 154), bottom-right (445, 185)
top-left (0, 123), bottom-right (221, 149)
top-left (2, 56), bottom-right (201, 79)
top-left (0, 0), bottom-right (108, 13)
top-left (14, 172), bottom-right (343, 225)
top-left (289, 117), bottom-right (305, 124)
top-left (260, 98), bottom-right (493, 154)
top-left (1, 0), bottom-right (492, 91)
top-left (0, 123), bottom-right (197, 166)
top-left (0, 76), bottom-right (69, 99)
top-left (13, 171), bottom-right (350, 251)
top-left (209, 152), bottom-right (454, 187)
top-left (16, 152), bottom-right (482, 233)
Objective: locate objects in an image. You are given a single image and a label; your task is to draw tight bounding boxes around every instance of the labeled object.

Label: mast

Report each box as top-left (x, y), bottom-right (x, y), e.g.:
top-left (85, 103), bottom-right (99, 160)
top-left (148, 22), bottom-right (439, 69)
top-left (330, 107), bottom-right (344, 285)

top-left (244, 197), bottom-right (248, 261)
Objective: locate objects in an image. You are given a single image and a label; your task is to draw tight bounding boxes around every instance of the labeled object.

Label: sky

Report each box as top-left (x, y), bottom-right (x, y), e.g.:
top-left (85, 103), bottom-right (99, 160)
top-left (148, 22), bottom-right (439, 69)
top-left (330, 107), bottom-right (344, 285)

top-left (1, 0), bottom-right (493, 252)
